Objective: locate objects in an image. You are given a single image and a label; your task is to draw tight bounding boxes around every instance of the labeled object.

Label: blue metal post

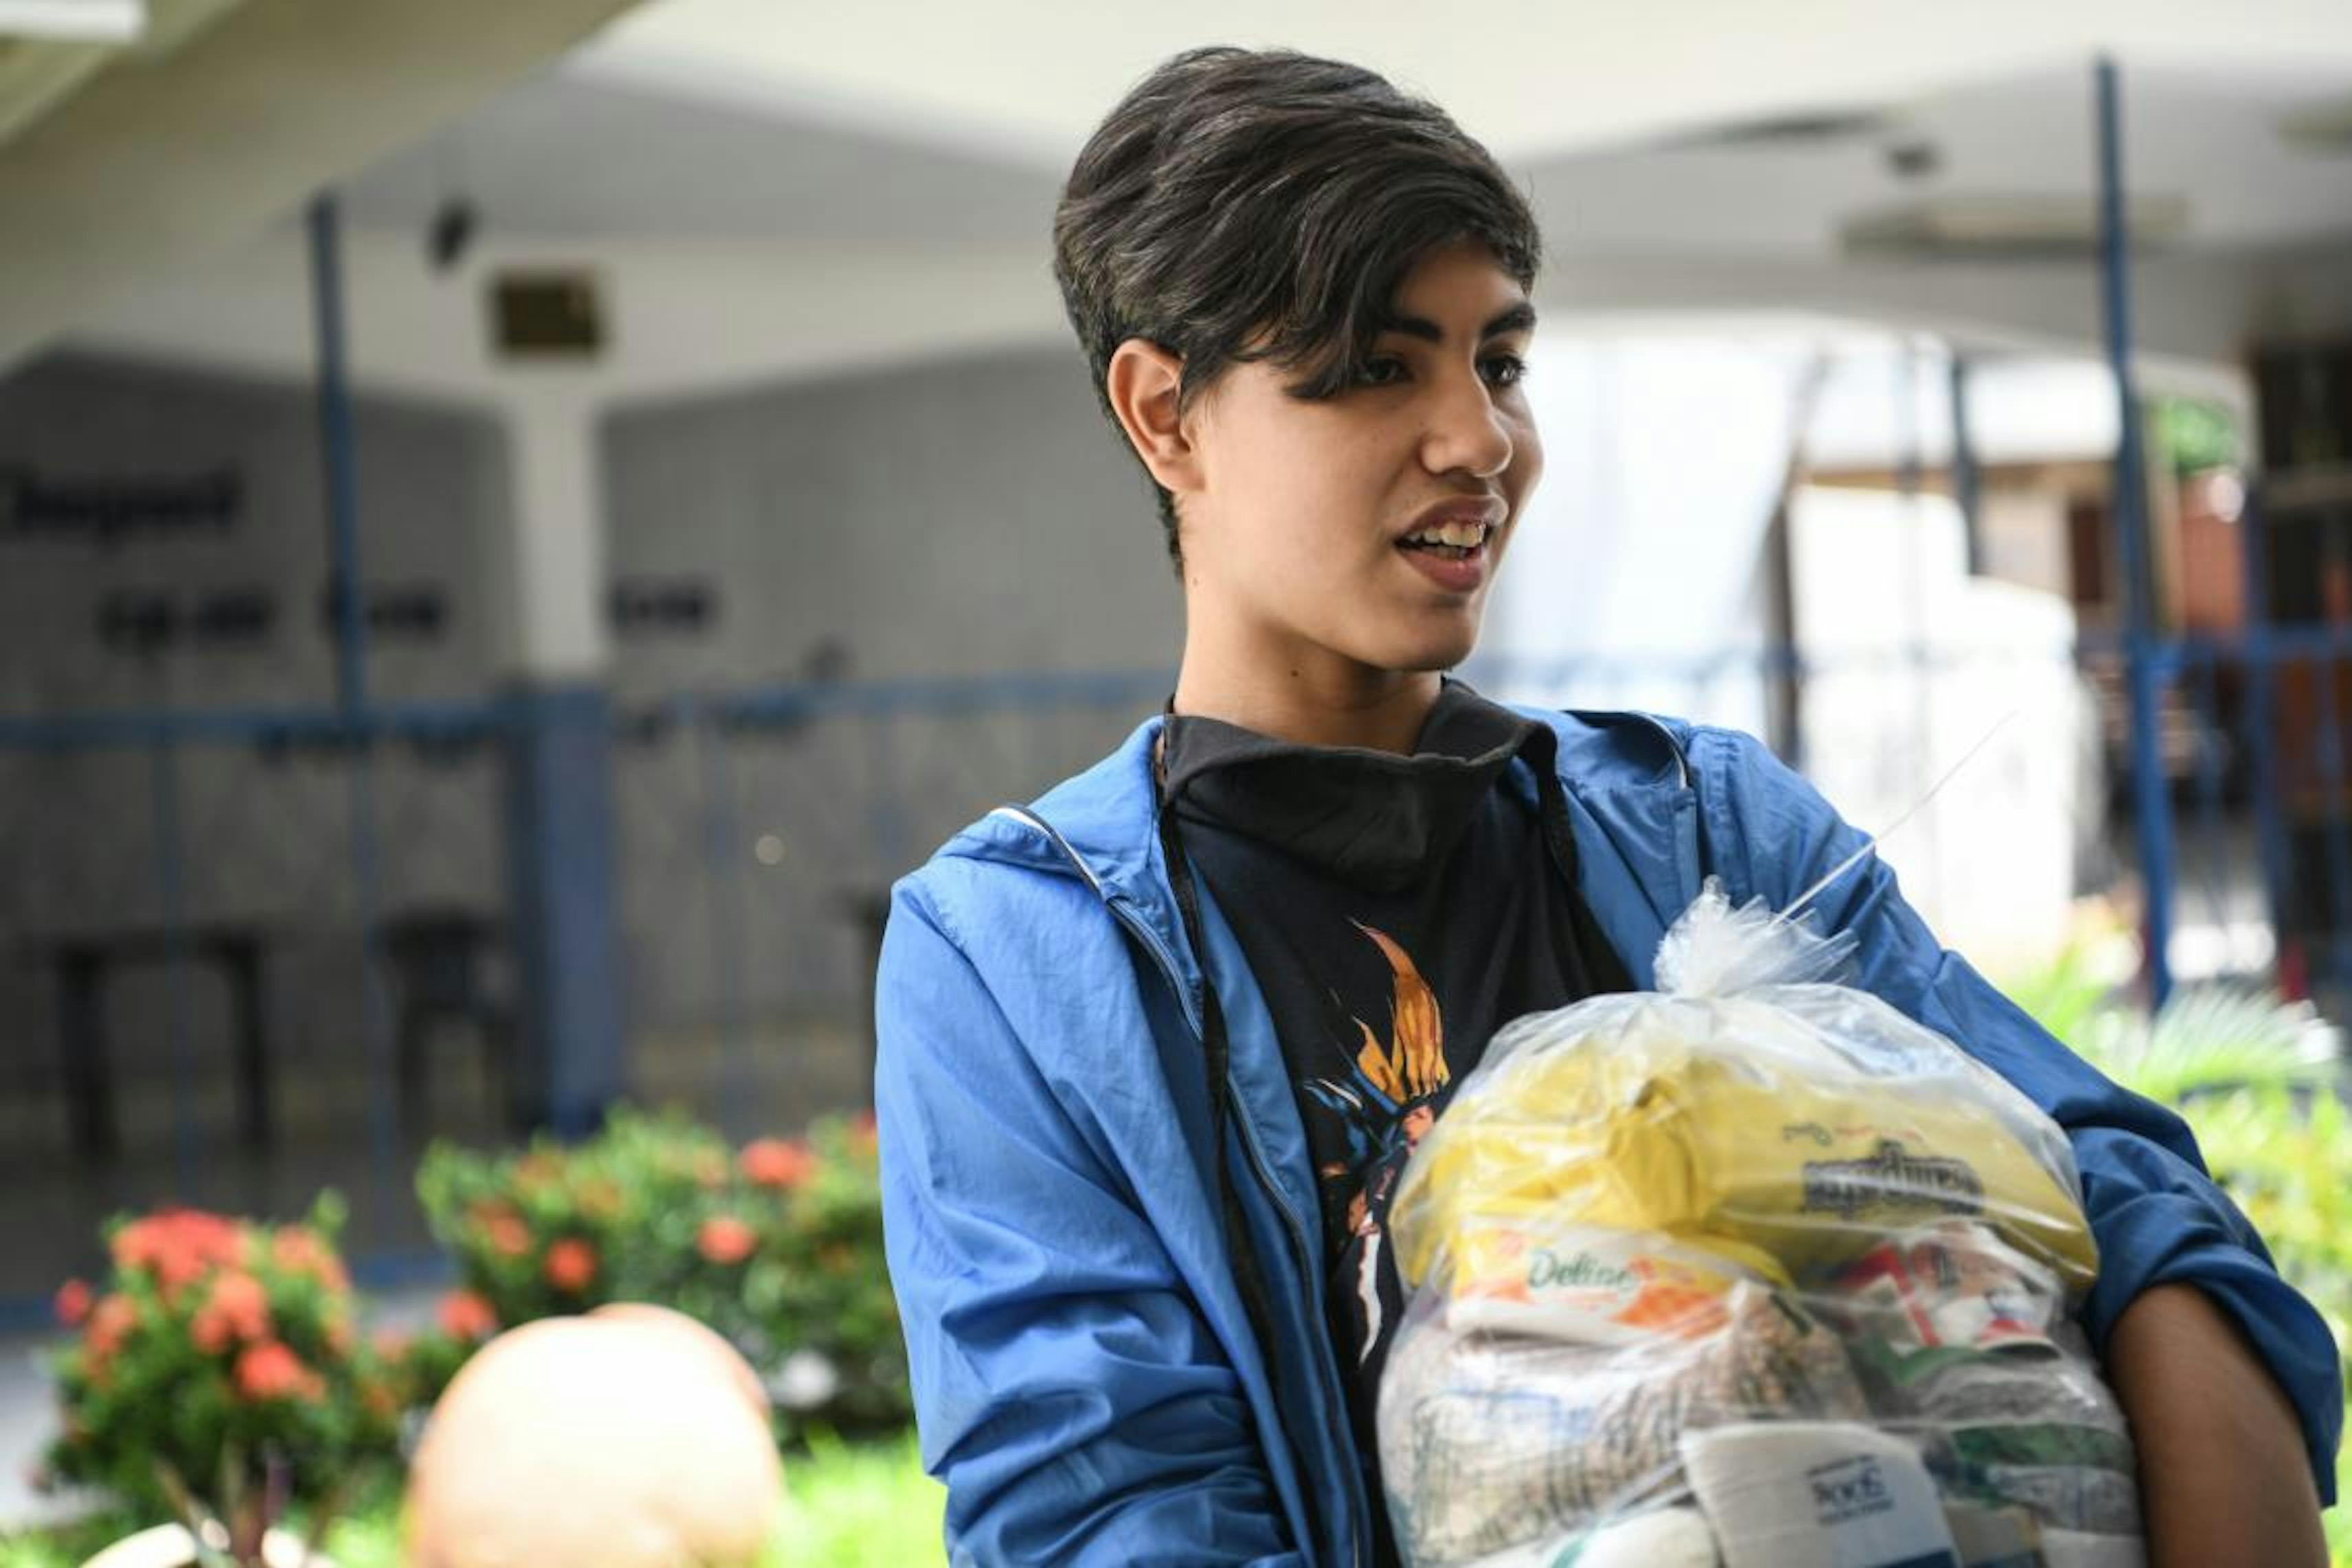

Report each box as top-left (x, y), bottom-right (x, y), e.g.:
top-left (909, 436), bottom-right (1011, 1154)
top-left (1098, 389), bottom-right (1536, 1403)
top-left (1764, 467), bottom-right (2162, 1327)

top-left (2095, 57), bottom-right (2177, 1008)
top-left (307, 193), bottom-right (402, 1219)
top-left (2239, 490), bottom-right (2294, 985)
top-left (307, 195), bottom-right (368, 718)
top-left (503, 686), bottom-right (626, 1137)
top-left (2317, 523), bottom-right (2352, 986)
top-left (1895, 338), bottom-right (1940, 875)
top-left (2190, 647), bottom-right (2229, 942)
top-left (1949, 354), bottom-right (1984, 578)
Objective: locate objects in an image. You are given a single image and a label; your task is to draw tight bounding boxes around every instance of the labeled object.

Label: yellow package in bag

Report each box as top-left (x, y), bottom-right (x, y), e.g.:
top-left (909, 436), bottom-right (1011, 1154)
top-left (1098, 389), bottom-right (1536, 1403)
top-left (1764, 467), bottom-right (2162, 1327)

top-left (1390, 901), bottom-right (2098, 1298)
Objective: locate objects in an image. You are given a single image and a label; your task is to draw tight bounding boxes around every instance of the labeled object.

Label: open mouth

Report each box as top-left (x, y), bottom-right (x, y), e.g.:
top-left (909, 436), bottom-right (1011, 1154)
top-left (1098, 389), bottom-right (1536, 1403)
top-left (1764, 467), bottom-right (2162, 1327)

top-left (1397, 520), bottom-right (1495, 560)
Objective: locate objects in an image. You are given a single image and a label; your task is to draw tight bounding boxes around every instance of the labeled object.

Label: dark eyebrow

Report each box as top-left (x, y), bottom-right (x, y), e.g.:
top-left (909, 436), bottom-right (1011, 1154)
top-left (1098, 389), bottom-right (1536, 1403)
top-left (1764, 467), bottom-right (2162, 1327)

top-left (1380, 301), bottom-right (1538, 345)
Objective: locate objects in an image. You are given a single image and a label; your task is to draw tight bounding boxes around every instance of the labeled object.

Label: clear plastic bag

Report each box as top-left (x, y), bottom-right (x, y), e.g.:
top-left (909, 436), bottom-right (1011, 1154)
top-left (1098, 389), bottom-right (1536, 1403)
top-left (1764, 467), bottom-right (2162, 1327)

top-left (1376, 880), bottom-right (2143, 1568)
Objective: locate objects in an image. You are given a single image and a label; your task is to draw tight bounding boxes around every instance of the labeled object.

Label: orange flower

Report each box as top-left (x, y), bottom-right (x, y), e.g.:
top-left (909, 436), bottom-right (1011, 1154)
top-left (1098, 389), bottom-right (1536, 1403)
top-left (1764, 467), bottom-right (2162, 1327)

top-left (740, 1138), bottom-right (816, 1190)
top-left (84, 1293), bottom-right (138, 1360)
top-left (111, 1210), bottom-right (245, 1301)
top-left (543, 1238), bottom-right (598, 1293)
top-left (573, 1175), bottom-right (625, 1221)
top-left (849, 1109), bottom-right (880, 1159)
top-left (436, 1289), bottom-right (497, 1341)
top-left (696, 1215), bottom-right (757, 1266)
top-left (233, 1340), bottom-right (322, 1402)
top-left (479, 1210), bottom-right (532, 1259)
top-left (270, 1226), bottom-right (349, 1292)
top-left (190, 1306), bottom-right (235, 1355)
top-left (52, 1279), bottom-right (91, 1329)
top-left (513, 1151), bottom-right (564, 1191)
top-left (206, 1270), bottom-right (272, 1342)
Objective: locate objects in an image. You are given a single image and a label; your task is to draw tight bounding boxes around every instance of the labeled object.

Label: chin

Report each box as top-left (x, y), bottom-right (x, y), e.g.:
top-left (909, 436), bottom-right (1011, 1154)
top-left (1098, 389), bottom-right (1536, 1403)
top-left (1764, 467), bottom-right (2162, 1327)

top-left (1364, 627), bottom-right (1480, 675)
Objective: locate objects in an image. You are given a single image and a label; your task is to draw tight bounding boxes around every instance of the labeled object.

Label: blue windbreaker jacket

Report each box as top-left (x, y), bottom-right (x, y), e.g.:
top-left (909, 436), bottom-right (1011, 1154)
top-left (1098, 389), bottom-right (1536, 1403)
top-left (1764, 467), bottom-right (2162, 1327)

top-left (875, 706), bottom-right (2342, 1567)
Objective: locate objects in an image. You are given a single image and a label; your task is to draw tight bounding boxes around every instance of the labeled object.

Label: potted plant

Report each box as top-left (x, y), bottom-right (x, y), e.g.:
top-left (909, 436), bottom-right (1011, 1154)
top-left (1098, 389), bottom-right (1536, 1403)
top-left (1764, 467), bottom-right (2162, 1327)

top-left (41, 1196), bottom-right (399, 1568)
top-left (414, 1105), bottom-right (909, 1442)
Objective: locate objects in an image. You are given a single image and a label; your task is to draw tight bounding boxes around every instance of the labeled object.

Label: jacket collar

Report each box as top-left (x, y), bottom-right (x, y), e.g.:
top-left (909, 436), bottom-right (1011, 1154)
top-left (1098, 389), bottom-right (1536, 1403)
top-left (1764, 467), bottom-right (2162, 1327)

top-left (963, 704), bottom-right (1697, 985)
top-left (1159, 682), bottom-right (1554, 894)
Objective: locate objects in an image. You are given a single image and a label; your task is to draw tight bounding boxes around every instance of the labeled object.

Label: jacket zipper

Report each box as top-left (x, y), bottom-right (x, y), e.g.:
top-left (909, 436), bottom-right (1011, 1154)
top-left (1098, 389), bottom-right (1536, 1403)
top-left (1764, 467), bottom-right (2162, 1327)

top-left (990, 803), bottom-right (1370, 1566)
top-left (1219, 1084), bottom-right (1370, 1568)
top-left (1631, 712), bottom-right (1692, 789)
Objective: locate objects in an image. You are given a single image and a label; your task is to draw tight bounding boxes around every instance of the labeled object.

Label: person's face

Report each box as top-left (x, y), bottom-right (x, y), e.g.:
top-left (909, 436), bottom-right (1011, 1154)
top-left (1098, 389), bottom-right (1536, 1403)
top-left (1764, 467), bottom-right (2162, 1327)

top-left (1181, 241), bottom-right (1542, 684)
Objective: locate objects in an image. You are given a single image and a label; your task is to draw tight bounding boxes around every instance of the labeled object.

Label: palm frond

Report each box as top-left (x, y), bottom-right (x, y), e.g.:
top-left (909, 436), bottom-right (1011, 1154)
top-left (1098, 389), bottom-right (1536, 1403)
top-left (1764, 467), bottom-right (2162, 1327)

top-left (2072, 985), bottom-right (2342, 1104)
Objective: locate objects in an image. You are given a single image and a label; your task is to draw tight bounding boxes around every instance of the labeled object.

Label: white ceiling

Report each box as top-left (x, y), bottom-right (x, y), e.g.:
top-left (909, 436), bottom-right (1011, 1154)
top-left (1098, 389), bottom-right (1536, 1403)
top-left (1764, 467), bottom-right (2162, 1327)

top-left (340, 72), bottom-right (1056, 246)
top-left (332, 23), bottom-right (2352, 270)
top-left (1527, 64), bottom-right (2352, 260)
top-left (571, 0), bottom-right (2352, 169)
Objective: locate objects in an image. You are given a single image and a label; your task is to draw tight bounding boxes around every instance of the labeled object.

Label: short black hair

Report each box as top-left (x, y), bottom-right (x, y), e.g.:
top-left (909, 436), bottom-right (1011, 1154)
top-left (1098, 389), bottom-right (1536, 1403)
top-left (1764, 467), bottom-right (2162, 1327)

top-left (1053, 46), bottom-right (1542, 570)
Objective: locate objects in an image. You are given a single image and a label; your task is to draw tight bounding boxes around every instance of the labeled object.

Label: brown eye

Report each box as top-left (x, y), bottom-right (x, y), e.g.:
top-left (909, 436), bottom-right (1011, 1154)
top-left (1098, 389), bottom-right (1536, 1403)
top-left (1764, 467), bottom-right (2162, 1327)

top-left (1482, 354), bottom-right (1528, 389)
top-left (1356, 356), bottom-right (1408, 387)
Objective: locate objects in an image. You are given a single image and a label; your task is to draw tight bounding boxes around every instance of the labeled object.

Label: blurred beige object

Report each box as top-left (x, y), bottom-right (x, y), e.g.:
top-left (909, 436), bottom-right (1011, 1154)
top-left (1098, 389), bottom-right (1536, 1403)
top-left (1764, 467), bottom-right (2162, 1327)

top-left (404, 1303), bottom-right (782, 1568)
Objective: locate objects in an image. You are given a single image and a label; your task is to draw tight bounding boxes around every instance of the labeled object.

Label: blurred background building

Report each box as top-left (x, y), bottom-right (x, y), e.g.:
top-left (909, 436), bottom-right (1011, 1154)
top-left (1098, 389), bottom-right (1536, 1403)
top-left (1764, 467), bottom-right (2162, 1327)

top-left (3, 0), bottom-right (2351, 1325)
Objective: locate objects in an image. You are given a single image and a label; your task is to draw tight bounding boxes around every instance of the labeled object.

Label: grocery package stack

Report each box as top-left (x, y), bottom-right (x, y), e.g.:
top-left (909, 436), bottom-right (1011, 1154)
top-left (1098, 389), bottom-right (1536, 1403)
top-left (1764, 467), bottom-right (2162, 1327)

top-left (1376, 882), bottom-right (2144, 1568)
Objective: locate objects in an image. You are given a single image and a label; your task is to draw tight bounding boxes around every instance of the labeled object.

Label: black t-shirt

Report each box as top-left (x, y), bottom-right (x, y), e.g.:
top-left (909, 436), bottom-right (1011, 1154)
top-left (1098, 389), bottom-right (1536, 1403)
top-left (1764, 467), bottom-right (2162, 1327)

top-left (1158, 681), bottom-right (1631, 1557)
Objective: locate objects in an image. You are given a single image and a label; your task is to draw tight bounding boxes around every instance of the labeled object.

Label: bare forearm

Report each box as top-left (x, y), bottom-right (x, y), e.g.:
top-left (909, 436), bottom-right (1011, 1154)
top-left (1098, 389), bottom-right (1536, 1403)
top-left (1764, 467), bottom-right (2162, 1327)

top-left (2104, 1282), bottom-right (2324, 1568)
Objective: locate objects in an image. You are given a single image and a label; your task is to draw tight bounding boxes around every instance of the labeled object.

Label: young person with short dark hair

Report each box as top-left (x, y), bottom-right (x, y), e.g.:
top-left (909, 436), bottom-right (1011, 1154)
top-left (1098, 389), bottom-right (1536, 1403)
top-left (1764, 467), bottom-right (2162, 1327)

top-left (876, 45), bottom-right (2339, 1567)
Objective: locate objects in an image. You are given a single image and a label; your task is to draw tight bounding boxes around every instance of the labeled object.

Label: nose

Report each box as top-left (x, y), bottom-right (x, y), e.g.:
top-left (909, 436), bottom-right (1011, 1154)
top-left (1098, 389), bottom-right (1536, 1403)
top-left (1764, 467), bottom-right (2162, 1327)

top-left (1420, 365), bottom-right (1514, 480)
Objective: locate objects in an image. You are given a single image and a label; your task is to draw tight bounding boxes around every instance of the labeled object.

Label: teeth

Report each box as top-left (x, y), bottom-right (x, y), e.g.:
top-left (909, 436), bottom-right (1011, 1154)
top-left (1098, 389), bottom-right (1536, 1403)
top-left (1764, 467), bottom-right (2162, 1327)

top-left (1408, 520), bottom-right (1490, 548)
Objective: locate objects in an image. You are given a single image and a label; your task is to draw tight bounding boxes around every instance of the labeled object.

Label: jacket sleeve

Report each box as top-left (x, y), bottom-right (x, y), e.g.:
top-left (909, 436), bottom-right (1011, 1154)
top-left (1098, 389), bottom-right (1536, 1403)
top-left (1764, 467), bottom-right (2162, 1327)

top-left (874, 878), bottom-right (1306, 1567)
top-left (1693, 724), bottom-right (2343, 1504)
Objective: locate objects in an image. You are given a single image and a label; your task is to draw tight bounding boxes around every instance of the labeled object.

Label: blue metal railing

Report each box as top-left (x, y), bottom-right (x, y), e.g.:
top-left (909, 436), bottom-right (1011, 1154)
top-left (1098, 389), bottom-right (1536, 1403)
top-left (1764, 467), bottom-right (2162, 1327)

top-left (4, 633), bottom-right (2351, 1325)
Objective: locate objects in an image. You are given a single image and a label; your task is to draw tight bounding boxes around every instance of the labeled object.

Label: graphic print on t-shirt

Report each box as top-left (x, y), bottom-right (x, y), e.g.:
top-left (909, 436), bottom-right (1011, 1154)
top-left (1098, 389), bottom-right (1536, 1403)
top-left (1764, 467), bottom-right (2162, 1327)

top-left (1299, 920), bottom-right (1451, 1360)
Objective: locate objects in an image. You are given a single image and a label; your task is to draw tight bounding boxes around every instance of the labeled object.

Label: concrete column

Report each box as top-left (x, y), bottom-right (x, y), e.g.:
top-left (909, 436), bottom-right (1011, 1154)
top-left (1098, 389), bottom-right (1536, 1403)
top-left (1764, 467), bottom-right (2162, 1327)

top-left (502, 395), bottom-right (611, 682)
top-left (497, 391), bottom-right (624, 1137)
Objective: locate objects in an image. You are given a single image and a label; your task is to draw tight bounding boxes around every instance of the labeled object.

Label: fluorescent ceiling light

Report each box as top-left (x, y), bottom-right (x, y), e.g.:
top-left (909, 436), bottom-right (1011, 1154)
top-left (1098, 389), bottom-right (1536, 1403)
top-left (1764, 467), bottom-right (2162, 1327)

top-left (0, 0), bottom-right (144, 42)
top-left (1841, 195), bottom-right (2190, 261)
top-left (1660, 107), bottom-right (1895, 151)
top-left (2278, 99), bottom-right (2352, 152)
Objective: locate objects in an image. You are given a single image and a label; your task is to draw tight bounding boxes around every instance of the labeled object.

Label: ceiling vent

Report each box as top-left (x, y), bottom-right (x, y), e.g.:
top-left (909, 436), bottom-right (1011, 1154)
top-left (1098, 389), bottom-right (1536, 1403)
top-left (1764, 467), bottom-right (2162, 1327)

top-left (1841, 194), bottom-right (2190, 261)
top-left (490, 270), bottom-right (604, 358)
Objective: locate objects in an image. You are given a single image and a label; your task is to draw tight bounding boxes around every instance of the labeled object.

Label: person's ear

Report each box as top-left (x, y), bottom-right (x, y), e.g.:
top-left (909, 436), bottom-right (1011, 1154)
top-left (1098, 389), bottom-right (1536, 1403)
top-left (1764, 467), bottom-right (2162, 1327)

top-left (1105, 339), bottom-right (1200, 497)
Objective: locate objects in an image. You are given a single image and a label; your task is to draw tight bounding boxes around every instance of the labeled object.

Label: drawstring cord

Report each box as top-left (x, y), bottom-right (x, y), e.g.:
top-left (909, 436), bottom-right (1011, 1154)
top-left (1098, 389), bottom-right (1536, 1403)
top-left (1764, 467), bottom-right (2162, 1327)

top-left (1531, 735), bottom-right (1638, 997)
top-left (1153, 779), bottom-right (1289, 1390)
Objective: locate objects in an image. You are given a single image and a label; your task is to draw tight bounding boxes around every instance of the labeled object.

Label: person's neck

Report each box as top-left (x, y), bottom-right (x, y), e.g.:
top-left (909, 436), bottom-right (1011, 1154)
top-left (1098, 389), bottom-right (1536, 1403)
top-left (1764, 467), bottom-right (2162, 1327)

top-left (1171, 650), bottom-right (1441, 754)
